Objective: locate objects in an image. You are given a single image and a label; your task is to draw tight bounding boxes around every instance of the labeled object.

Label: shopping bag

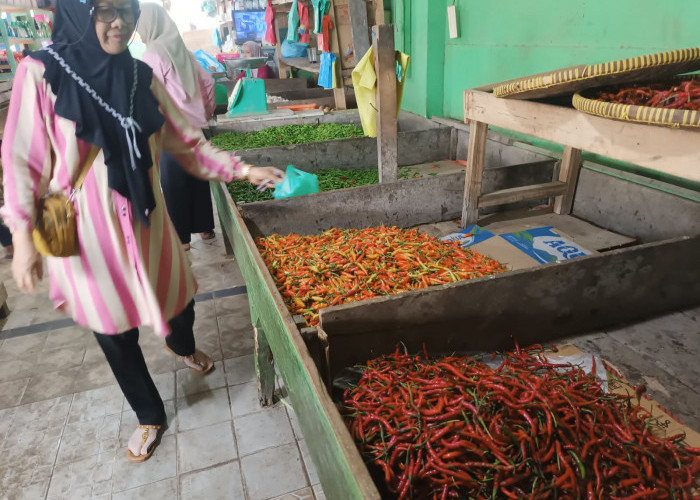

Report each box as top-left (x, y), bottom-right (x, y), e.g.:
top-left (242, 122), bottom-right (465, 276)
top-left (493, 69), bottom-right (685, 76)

top-left (273, 166), bottom-right (319, 199)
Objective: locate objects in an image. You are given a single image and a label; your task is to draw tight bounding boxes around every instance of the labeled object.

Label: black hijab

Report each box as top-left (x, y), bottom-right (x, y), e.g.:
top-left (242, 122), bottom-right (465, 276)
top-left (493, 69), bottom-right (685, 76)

top-left (32, 0), bottom-right (165, 224)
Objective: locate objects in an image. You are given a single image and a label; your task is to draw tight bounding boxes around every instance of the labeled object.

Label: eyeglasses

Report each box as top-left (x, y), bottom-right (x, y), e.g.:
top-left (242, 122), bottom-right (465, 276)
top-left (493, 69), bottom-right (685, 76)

top-left (92, 6), bottom-right (136, 24)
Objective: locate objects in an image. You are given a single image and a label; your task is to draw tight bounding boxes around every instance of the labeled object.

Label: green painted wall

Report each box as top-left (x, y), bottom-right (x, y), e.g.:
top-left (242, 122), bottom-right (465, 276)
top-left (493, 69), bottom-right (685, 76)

top-left (393, 0), bottom-right (700, 120)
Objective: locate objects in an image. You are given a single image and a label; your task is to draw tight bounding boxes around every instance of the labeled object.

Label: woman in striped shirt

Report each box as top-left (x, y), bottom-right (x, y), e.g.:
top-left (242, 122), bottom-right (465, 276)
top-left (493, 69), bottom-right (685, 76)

top-left (1, 0), bottom-right (283, 462)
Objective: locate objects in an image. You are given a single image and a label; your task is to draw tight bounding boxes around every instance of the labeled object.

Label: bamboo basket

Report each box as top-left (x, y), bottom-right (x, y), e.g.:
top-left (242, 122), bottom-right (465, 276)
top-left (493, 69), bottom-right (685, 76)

top-left (493, 48), bottom-right (700, 100)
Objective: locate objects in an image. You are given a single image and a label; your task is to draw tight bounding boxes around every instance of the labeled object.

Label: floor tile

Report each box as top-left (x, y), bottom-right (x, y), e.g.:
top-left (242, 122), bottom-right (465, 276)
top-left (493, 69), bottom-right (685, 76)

top-left (213, 294), bottom-right (251, 319)
top-left (218, 314), bottom-right (255, 358)
top-left (36, 344), bottom-right (86, 371)
top-left (177, 386), bottom-right (231, 431)
top-left (312, 484), bottom-right (326, 500)
top-left (228, 381), bottom-right (266, 417)
top-left (177, 421), bottom-right (237, 473)
top-left (224, 354), bottom-right (256, 386)
top-left (192, 319), bottom-right (223, 362)
top-left (234, 405), bottom-right (295, 456)
top-left (0, 377), bottom-right (29, 408)
top-left (20, 366), bottom-right (81, 405)
top-left (270, 487), bottom-right (315, 500)
top-left (68, 385), bottom-right (124, 424)
top-left (56, 414), bottom-right (121, 465)
top-left (0, 356), bottom-right (37, 383)
top-left (0, 333), bottom-right (47, 360)
top-left (47, 450), bottom-right (117, 498)
top-left (112, 477), bottom-right (178, 500)
top-left (0, 406), bottom-right (15, 440)
top-left (111, 435), bottom-right (177, 492)
top-left (193, 299), bottom-right (216, 319)
top-left (286, 406), bottom-right (304, 440)
top-left (176, 361), bottom-right (226, 398)
top-left (298, 439), bottom-right (319, 486)
top-left (69, 361), bottom-right (118, 394)
top-left (240, 442), bottom-right (307, 500)
top-left (152, 371), bottom-right (176, 402)
top-left (44, 325), bottom-right (92, 351)
top-left (180, 461), bottom-right (245, 500)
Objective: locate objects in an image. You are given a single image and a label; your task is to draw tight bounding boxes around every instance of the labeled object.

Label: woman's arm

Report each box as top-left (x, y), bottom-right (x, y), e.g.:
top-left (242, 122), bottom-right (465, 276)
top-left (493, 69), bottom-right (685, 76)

top-left (0, 58), bottom-right (53, 233)
top-left (195, 55), bottom-right (216, 119)
top-left (151, 77), bottom-right (283, 185)
top-left (0, 58), bottom-right (51, 292)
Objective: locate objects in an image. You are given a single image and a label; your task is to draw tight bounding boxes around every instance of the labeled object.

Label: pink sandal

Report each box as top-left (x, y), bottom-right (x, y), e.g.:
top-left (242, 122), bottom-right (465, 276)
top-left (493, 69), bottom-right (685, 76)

top-left (165, 346), bottom-right (214, 375)
top-left (127, 424), bottom-right (163, 463)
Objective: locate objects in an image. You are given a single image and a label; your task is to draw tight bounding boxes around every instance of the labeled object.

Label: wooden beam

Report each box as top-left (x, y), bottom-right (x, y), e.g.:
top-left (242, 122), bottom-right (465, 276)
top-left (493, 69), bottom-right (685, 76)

top-left (461, 120), bottom-right (488, 226)
top-left (432, 115), bottom-right (470, 133)
top-left (373, 25), bottom-right (398, 183)
top-left (348, 0), bottom-right (371, 64)
top-left (333, 87), bottom-right (347, 110)
top-left (464, 90), bottom-right (700, 183)
top-left (554, 146), bottom-right (583, 214)
top-left (479, 181), bottom-right (568, 208)
top-left (254, 323), bottom-right (275, 406)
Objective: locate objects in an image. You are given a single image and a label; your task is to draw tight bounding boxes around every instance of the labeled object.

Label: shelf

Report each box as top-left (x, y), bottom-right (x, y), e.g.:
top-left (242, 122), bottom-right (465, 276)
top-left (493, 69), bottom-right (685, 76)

top-left (280, 57), bottom-right (321, 74)
top-left (7, 37), bottom-right (34, 44)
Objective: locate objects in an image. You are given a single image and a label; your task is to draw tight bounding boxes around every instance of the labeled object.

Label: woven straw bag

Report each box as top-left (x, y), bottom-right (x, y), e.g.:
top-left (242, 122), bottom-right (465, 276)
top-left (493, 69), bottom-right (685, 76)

top-left (32, 147), bottom-right (99, 257)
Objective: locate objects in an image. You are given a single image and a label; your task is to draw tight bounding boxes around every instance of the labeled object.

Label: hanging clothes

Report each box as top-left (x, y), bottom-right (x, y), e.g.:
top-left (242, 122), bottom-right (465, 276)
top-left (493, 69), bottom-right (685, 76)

top-left (287, 0), bottom-right (300, 42)
top-left (311, 0), bottom-right (322, 33)
top-left (297, 1), bottom-right (310, 44)
top-left (264, 0), bottom-right (276, 44)
top-left (318, 51), bottom-right (336, 89)
top-left (317, 14), bottom-right (332, 52)
top-left (351, 47), bottom-right (411, 137)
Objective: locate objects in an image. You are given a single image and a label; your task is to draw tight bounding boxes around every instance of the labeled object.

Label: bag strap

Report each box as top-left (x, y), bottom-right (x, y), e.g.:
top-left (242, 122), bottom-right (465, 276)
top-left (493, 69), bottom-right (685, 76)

top-left (73, 146), bottom-right (100, 192)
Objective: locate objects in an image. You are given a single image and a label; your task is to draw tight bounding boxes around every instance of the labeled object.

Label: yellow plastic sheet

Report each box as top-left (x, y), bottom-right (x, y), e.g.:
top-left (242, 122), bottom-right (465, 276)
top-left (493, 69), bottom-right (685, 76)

top-left (351, 47), bottom-right (410, 137)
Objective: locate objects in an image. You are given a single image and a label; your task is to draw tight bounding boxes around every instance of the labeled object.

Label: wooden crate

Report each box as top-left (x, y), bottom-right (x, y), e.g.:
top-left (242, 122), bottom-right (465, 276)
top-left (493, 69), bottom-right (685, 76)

top-left (213, 110), bottom-right (456, 172)
top-left (212, 161), bottom-right (700, 499)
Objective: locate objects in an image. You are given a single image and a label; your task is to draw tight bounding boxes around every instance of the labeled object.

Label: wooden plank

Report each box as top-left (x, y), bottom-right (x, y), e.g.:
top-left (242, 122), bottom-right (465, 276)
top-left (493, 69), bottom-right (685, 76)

top-left (372, 25), bottom-right (398, 183)
top-left (235, 127), bottom-right (451, 171)
top-left (464, 90), bottom-right (700, 183)
top-left (280, 57), bottom-right (321, 75)
top-left (478, 181), bottom-right (567, 208)
top-left (319, 235), bottom-right (700, 378)
top-left (432, 115), bottom-right (470, 133)
top-left (254, 323), bottom-right (275, 406)
top-left (554, 146), bottom-right (582, 214)
top-left (348, 0), bottom-right (370, 64)
top-left (333, 87), bottom-right (347, 110)
top-left (461, 120), bottom-right (488, 226)
top-left (240, 172), bottom-right (465, 236)
top-left (212, 183), bottom-right (380, 499)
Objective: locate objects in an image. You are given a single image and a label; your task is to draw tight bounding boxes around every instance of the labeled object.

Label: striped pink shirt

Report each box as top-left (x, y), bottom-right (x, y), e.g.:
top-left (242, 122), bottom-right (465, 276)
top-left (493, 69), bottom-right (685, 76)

top-left (1, 57), bottom-right (244, 336)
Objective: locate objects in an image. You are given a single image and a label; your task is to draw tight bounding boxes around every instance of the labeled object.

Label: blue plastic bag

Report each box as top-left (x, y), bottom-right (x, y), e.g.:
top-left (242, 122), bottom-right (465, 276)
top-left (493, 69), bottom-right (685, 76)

top-left (281, 39), bottom-right (308, 58)
top-left (273, 166), bottom-right (319, 199)
top-left (194, 49), bottom-right (225, 73)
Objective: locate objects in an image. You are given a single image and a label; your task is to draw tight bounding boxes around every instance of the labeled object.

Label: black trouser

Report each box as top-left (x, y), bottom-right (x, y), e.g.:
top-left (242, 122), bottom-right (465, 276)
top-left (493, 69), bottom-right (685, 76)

top-left (94, 300), bottom-right (196, 425)
top-left (160, 150), bottom-right (215, 245)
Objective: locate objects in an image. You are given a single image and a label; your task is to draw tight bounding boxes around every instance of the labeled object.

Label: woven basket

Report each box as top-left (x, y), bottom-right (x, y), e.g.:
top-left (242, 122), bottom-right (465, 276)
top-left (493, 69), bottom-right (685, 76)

top-left (493, 48), bottom-right (700, 99)
top-left (573, 81), bottom-right (700, 129)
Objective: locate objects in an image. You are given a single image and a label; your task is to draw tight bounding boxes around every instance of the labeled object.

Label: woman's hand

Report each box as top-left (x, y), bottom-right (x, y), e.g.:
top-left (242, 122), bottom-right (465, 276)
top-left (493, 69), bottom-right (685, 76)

top-left (247, 166), bottom-right (285, 189)
top-left (11, 230), bottom-right (43, 293)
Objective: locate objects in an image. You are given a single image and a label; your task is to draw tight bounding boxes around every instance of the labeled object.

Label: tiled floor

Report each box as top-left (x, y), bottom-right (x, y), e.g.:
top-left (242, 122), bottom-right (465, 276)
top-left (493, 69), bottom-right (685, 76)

top-left (0, 216), bottom-right (325, 500)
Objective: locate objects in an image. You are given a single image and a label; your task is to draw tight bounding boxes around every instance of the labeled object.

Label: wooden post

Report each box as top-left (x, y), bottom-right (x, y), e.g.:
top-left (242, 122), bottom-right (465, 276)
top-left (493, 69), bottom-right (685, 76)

top-left (348, 0), bottom-right (371, 64)
top-left (254, 323), bottom-right (275, 406)
top-left (372, 25), bottom-right (398, 183)
top-left (553, 146), bottom-right (583, 214)
top-left (461, 120), bottom-right (488, 227)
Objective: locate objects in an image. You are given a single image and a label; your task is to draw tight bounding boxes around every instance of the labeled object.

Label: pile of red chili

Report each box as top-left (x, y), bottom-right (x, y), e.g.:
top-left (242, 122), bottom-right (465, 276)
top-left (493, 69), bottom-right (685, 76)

top-left (594, 79), bottom-right (700, 110)
top-left (257, 226), bottom-right (506, 326)
top-left (343, 345), bottom-right (700, 499)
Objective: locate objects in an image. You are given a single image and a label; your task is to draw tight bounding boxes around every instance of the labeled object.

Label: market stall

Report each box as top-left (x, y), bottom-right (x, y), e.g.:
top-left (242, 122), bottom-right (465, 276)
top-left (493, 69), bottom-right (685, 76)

top-left (211, 42), bottom-right (700, 499)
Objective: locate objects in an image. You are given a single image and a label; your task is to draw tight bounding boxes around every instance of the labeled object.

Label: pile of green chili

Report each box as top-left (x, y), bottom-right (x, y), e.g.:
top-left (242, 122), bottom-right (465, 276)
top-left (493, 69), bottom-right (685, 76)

top-left (211, 123), bottom-right (364, 151)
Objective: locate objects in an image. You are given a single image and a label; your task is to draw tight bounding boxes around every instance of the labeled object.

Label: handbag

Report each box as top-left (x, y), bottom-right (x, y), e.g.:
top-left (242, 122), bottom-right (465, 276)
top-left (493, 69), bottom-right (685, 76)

top-left (32, 146), bottom-right (99, 257)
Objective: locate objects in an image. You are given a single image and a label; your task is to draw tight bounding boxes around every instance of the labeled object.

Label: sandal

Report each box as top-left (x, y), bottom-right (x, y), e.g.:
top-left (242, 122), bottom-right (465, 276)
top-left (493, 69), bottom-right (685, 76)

top-left (165, 346), bottom-right (214, 375)
top-left (200, 232), bottom-right (215, 240)
top-left (127, 424), bottom-right (163, 463)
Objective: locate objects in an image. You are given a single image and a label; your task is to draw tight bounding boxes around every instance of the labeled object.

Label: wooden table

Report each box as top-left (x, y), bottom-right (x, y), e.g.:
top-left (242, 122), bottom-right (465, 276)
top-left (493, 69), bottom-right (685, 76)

top-left (461, 90), bottom-right (700, 226)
